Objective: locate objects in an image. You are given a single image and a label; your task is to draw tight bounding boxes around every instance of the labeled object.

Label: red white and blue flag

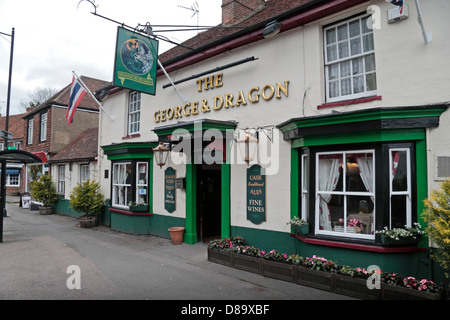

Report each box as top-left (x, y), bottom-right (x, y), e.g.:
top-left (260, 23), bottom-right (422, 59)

top-left (386, 0), bottom-right (404, 14)
top-left (66, 76), bottom-right (87, 125)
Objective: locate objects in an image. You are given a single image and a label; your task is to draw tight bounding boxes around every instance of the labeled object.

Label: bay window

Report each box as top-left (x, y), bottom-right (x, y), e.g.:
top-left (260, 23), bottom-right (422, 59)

top-left (389, 148), bottom-right (411, 228)
top-left (315, 150), bottom-right (375, 239)
top-left (112, 160), bottom-right (149, 208)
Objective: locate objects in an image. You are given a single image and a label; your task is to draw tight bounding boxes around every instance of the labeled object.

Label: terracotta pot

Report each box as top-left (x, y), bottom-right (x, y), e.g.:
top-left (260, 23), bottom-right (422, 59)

top-left (168, 227), bottom-right (185, 245)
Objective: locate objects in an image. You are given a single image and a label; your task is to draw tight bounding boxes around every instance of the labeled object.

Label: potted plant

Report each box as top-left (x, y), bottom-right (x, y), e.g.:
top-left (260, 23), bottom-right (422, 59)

top-left (128, 201), bottom-right (149, 212)
top-left (69, 180), bottom-right (105, 228)
top-left (376, 223), bottom-right (424, 246)
top-left (287, 216), bottom-right (309, 235)
top-left (29, 174), bottom-right (59, 215)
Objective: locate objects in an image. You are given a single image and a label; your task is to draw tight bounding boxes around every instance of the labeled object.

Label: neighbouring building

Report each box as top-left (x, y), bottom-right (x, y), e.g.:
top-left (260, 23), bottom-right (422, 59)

top-left (96, 0), bottom-right (450, 285)
top-left (22, 75), bottom-right (108, 194)
top-left (0, 112), bottom-right (26, 195)
top-left (48, 127), bottom-right (99, 215)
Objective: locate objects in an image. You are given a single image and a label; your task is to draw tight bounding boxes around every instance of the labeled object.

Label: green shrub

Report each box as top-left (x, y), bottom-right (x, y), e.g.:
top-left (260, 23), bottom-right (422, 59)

top-left (69, 180), bottom-right (105, 216)
top-left (30, 174), bottom-right (58, 206)
top-left (422, 179), bottom-right (450, 278)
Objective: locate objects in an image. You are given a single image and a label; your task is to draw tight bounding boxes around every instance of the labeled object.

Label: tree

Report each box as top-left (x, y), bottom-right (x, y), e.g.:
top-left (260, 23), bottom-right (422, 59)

top-left (69, 180), bottom-right (105, 216)
top-left (23, 87), bottom-right (58, 109)
top-left (422, 179), bottom-right (450, 278)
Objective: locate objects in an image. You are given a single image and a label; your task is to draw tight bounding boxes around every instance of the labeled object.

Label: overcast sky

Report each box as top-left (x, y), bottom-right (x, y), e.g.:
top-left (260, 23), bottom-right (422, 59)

top-left (0, 0), bottom-right (222, 115)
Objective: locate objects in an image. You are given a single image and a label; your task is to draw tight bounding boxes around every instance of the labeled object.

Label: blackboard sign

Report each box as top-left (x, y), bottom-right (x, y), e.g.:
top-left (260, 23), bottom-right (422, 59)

top-left (247, 165), bottom-right (266, 224)
top-left (165, 167), bottom-right (176, 213)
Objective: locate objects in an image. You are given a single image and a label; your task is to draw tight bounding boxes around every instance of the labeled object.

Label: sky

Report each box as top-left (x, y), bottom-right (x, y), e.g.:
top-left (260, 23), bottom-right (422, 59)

top-left (0, 0), bottom-right (222, 115)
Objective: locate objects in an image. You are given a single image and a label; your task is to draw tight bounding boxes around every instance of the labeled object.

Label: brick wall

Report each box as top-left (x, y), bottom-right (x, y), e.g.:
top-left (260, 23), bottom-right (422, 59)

top-left (222, 0), bottom-right (266, 25)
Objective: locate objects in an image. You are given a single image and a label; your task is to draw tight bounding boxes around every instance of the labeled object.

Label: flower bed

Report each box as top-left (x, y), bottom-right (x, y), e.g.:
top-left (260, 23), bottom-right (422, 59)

top-left (207, 236), bottom-right (445, 300)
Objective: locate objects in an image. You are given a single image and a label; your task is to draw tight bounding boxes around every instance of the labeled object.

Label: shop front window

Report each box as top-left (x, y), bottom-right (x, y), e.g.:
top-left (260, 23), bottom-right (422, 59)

top-left (389, 148), bottom-right (411, 228)
top-left (112, 162), bottom-right (132, 208)
top-left (316, 150), bottom-right (375, 239)
top-left (112, 160), bottom-right (149, 208)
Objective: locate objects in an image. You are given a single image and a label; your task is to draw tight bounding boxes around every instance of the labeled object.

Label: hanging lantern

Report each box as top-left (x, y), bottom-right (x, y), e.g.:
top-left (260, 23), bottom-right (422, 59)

top-left (236, 128), bottom-right (258, 165)
top-left (153, 142), bottom-right (170, 168)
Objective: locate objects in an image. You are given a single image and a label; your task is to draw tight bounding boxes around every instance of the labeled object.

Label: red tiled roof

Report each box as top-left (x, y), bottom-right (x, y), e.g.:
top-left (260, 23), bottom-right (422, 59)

top-left (159, 0), bottom-right (322, 64)
top-left (0, 112), bottom-right (26, 141)
top-left (48, 127), bottom-right (98, 162)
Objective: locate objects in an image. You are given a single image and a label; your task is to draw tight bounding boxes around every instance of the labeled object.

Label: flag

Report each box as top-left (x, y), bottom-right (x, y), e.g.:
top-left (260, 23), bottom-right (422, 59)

top-left (66, 76), bottom-right (87, 125)
top-left (386, 0), bottom-right (404, 14)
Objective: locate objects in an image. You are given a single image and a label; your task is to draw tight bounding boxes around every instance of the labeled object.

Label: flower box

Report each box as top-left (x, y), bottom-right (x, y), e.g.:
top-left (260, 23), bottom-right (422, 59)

top-left (129, 205), bottom-right (149, 212)
top-left (295, 266), bottom-right (335, 292)
top-left (380, 234), bottom-right (419, 247)
top-left (262, 260), bottom-right (294, 282)
top-left (233, 254), bottom-right (262, 275)
top-left (382, 283), bottom-right (443, 300)
top-left (292, 224), bottom-right (309, 235)
top-left (334, 274), bottom-right (381, 300)
top-left (207, 248), bottom-right (234, 267)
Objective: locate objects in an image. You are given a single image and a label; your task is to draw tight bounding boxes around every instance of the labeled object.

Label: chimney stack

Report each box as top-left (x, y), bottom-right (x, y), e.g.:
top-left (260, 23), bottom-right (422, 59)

top-left (222, 0), bottom-right (266, 26)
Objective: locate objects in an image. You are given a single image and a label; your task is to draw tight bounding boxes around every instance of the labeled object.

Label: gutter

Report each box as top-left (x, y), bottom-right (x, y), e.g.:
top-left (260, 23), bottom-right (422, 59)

top-left (157, 0), bottom-right (369, 76)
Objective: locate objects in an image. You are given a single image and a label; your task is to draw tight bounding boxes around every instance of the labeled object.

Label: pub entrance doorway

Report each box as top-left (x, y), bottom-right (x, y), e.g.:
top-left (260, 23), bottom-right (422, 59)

top-left (196, 164), bottom-right (221, 243)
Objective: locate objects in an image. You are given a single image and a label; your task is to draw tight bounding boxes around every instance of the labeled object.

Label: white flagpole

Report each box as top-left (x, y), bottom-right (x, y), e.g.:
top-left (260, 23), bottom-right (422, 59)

top-left (157, 60), bottom-right (188, 103)
top-left (72, 71), bottom-right (115, 121)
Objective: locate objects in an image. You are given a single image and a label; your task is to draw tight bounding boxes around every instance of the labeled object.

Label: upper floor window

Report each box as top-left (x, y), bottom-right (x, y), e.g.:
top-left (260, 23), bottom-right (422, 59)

top-left (324, 14), bottom-right (377, 103)
top-left (40, 112), bottom-right (47, 141)
top-left (28, 119), bottom-right (33, 144)
top-left (128, 92), bottom-right (141, 135)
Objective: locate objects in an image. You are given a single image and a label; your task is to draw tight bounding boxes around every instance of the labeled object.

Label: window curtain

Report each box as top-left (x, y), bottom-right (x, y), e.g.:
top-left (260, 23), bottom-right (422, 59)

top-left (318, 157), bottom-right (342, 230)
top-left (355, 154), bottom-right (374, 202)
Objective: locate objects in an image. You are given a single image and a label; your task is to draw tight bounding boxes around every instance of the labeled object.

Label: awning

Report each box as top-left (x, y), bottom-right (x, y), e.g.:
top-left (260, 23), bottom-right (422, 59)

top-left (32, 151), bottom-right (48, 163)
top-left (0, 150), bottom-right (43, 164)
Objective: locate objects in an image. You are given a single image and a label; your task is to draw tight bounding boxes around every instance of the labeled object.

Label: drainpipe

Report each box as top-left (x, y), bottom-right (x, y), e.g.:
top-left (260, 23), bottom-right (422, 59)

top-left (414, 0), bottom-right (432, 44)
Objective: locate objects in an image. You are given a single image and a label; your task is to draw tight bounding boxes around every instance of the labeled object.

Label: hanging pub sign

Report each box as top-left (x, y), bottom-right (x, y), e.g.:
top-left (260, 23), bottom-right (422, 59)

top-left (113, 26), bottom-right (159, 95)
top-left (165, 167), bottom-right (176, 213)
top-left (247, 165), bottom-right (266, 224)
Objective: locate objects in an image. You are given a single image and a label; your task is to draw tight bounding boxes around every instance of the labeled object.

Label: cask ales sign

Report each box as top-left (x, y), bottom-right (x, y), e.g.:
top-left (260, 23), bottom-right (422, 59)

top-left (165, 167), bottom-right (176, 213)
top-left (247, 165), bottom-right (266, 224)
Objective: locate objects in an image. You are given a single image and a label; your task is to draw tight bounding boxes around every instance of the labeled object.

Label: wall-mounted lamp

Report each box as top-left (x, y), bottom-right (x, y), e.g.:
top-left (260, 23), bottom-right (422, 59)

top-left (263, 20), bottom-right (281, 39)
top-left (153, 142), bottom-right (170, 168)
top-left (236, 128), bottom-right (259, 165)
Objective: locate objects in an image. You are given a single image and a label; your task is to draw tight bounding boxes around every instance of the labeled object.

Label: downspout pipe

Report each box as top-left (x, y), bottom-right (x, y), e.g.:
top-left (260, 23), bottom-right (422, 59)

top-left (414, 0), bottom-right (432, 44)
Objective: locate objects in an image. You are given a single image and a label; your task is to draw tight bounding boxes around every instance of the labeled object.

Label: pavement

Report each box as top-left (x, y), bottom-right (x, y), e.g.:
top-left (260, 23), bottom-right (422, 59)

top-left (0, 196), bottom-right (355, 302)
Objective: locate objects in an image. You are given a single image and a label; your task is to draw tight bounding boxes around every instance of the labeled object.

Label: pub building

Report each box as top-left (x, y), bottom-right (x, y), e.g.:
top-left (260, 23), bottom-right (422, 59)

top-left (97, 0), bottom-right (450, 282)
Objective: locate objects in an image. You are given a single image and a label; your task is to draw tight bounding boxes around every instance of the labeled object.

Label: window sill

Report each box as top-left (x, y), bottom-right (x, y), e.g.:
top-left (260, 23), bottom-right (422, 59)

top-left (317, 95), bottom-right (382, 110)
top-left (122, 134), bottom-right (141, 140)
top-left (291, 233), bottom-right (426, 253)
top-left (109, 207), bottom-right (153, 216)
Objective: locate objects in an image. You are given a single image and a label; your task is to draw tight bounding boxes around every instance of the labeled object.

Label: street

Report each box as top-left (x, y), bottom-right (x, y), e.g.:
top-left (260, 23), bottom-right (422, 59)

top-left (0, 199), bottom-right (354, 301)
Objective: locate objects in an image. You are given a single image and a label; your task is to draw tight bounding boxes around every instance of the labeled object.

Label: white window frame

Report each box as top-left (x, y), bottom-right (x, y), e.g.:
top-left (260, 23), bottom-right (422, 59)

top-left (128, 92), bottom-right (141, 135)
top-left (301, 153), bottom-right (309, 221)
top-left (6, 173), bottom-right (20, 186)
top-left (136, 162), bottom-right (148, 204)
top-left (112, 162), bottom-right (132, 208)
top-left (40, 112), bottom-right (47, 141)
top-left (58, 165), bottom-right (65, 194)
top-left (389, 148), bottom-right (411, 228)
top-left (324, 14), bottom-right (377, 103)
top-left (315, 149), bottom-right (375, 240)
top-left (80, 164), bottom-right (90, 183)
top-left (28, 119), bottom-right (33, 144)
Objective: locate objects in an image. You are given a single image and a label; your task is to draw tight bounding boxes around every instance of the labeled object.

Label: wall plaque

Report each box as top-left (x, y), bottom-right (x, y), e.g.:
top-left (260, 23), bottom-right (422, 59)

top-left (247, 165), bottom-right (266, 224)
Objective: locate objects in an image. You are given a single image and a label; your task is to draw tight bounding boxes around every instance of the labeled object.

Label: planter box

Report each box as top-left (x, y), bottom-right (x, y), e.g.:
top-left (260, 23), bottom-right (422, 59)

top-left (335, 274), bottom-right (381, 300)
top-left (293, 224), bottom-right (309, 235)
top-left (233, 254), bottom-right (262, 275)
top-left (262, 260), bottom-right (294, 282)
top-left (79, 215), bottom-right (98, 228)
top-left (380, 234), bottom-right (420, 247)
top-left (129, 205), bottom-right (149, 212)
top-left (207, 248), bottom-right (234, 267)
top-left (382, 283), bottom-right (443, 300)
top-left (295, 266), bottom-right (335, 292)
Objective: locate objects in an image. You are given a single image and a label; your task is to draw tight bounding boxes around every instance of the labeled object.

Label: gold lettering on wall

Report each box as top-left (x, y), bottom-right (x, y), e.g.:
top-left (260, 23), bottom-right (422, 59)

top-left (153, 73), bottom-right (290, 123)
